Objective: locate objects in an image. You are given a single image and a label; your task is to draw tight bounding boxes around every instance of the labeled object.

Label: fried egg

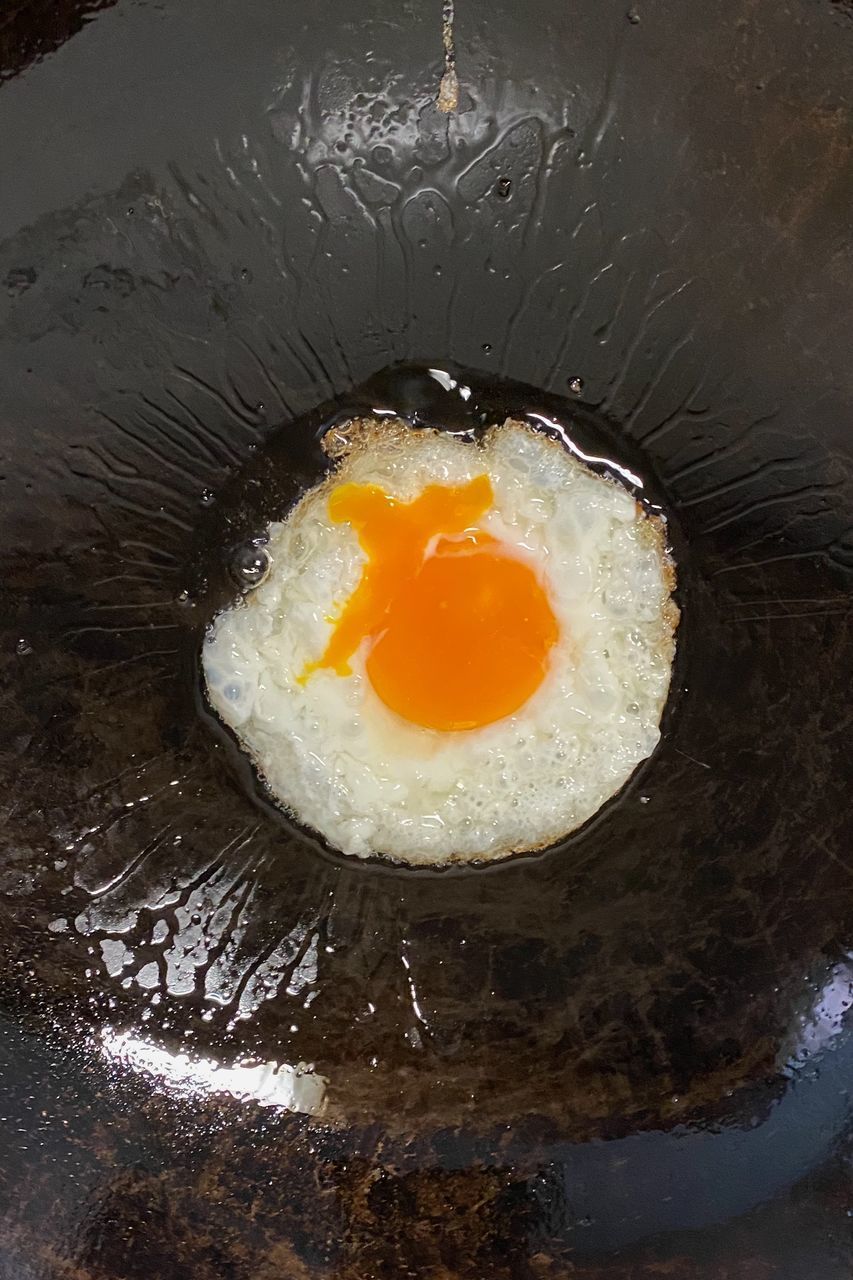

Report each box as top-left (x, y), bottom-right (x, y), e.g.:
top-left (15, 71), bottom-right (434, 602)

top-left (203, 417), bottom-right (678, 866)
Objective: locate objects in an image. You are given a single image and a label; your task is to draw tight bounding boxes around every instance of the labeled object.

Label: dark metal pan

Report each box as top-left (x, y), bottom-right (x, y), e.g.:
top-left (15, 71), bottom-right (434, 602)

top-left (1, 1), bottom-right (852, 1275)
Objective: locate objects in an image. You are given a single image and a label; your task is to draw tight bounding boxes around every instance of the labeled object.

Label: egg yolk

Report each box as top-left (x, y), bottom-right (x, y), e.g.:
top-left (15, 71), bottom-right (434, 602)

top-left (303, 474), bottom-right (559, 731)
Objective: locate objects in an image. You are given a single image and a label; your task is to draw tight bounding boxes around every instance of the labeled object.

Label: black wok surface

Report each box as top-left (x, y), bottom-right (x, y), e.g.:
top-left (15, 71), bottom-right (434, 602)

top-left (1, 1), bottom-right (852, 1275)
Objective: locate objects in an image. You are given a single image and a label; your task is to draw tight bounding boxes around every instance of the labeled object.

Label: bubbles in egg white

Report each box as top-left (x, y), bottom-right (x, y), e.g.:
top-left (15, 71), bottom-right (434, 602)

top-left (203, 418), bottom-right (678, 866)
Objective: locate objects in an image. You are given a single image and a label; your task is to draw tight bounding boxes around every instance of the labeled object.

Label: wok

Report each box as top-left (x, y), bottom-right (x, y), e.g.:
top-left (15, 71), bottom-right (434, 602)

top-left (1, 0), bottom-right (852, 1275)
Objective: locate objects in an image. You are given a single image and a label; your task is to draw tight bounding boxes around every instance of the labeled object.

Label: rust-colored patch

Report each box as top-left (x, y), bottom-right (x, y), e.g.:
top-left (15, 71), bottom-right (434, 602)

top-left (438, 1), bottom-right (459, 112)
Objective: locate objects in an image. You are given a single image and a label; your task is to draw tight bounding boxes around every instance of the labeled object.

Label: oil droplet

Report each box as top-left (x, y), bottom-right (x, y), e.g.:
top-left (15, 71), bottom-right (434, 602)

top-left (231, 543), bottom-right (271, 589)
top-left (495, 177), bottom-right (512, 199)
top-left (627, 7), bottom-right (641, 22)
top-left (200, 488), bottom-right (215, 507)
top-left (482, 343), bottom-right (493, 354)
top-left (16, 638), bottom-right (33, 656)
top-left (568, 376), bottom-right (584, 395)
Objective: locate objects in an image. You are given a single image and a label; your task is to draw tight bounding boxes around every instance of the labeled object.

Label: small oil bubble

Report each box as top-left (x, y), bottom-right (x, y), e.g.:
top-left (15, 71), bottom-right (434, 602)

top-left (200, 488), bottom-right (215, 507)
top-left (496, 176), bottom-right (512, 199)
top-left (627, 7), bottom-right (641, 23)
top-left (16, 638), bottom-right (33, 656)
top-left (568, 376), bottom-right (584, 395)
top-left (482, 343), bottom-right (493, 354)
top-left (231, 543), bottom-right (271, 589)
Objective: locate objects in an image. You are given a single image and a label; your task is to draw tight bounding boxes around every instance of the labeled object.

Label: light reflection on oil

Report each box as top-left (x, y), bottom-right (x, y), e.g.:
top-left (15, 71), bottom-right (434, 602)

top-left (780, 957), bottom-right (853, 1072)
top-left (100, 1027), bottom-right (328, 1115)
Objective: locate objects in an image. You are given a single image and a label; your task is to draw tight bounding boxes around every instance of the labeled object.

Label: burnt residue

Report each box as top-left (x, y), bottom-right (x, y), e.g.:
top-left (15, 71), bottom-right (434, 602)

top-left (1, 0), bottom-right (853, 1275)
top-left (438, 0), bottom-right (459, 113)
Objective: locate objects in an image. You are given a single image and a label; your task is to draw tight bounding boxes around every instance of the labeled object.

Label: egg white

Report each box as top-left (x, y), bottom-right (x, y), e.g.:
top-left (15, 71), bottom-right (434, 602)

top-left (203, 417), bottom-right (678, 866)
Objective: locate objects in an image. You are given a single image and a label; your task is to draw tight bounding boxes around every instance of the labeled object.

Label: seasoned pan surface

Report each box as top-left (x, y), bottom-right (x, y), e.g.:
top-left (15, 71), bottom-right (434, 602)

top-left (1, 1), bottom-right (852, 1275)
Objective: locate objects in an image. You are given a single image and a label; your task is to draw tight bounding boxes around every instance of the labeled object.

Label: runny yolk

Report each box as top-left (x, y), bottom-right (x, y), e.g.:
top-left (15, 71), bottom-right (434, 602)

top-left (302, 474), bottom-right (559, 731)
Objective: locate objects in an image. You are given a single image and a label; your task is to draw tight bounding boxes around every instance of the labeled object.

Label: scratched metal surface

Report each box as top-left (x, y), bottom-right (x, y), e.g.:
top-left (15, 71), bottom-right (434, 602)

top-left (1, 0), bottom-right (852, 1276)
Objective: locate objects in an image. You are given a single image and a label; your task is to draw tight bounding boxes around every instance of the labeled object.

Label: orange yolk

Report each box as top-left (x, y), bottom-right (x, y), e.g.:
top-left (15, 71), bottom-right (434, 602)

top-left (303, 474), bottom-right (559, 731)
